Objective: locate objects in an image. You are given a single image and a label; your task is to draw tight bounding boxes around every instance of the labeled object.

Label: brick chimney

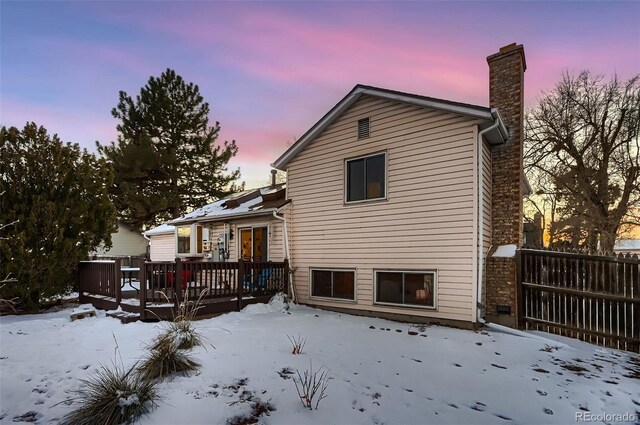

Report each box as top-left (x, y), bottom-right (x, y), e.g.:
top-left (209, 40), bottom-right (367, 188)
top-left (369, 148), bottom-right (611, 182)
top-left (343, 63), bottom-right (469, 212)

top-left (484, 43), bottom-right (526, 327)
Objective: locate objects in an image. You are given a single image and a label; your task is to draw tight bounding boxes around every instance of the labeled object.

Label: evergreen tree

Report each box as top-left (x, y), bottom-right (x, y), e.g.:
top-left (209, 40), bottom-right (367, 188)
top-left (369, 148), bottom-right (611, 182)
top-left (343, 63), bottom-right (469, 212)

top-left (0, 123), bottom-right (117, 309)
top-left (99, 69), bottom-right (241, 231)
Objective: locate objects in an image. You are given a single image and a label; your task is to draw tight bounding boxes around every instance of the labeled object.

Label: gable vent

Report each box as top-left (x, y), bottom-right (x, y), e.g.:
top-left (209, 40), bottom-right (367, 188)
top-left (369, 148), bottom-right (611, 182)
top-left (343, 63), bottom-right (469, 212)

top-left (357, 117), bottom-right (370, 139)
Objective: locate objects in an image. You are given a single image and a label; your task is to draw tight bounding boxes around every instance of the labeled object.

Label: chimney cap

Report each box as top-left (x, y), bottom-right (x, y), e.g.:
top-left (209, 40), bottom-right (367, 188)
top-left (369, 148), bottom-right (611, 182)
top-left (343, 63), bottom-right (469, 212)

top-left (487, 43), bottom-right (526, 72)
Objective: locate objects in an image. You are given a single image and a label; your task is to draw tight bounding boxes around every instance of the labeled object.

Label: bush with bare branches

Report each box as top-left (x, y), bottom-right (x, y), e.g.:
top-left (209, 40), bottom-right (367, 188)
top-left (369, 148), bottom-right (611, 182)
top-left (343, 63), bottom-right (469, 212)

top-left (292, 361), bottom-right (330, 410)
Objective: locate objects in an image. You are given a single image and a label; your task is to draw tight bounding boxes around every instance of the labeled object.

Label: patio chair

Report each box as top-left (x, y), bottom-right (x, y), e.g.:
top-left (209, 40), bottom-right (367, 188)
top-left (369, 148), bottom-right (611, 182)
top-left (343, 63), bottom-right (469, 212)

top-left (242, 265), bottom-right (273, 292)
top-left (167, 269), bottom-right (191, 290)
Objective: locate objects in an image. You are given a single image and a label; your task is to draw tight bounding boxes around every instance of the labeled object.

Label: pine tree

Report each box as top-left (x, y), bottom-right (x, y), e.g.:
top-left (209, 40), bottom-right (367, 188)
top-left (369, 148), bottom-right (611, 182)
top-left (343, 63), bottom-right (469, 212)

top-left (0, 123), bottom-right (117, 309)
top-left (99, 69), bottom-right (241, 231)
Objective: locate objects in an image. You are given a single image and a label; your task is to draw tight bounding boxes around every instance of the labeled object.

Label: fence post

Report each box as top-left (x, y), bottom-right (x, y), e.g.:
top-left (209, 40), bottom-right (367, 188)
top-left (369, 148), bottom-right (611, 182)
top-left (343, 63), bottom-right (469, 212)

top-left (515, 249), bottom-right (524, 328)
top-left (140, 262), bottom-right (147, 320)
top-left (237, 258), bottom-right (244, 311)
top-left (175, 258), bottom-right (183, 310)
top-left (114, 258), bottom-right (122, 307)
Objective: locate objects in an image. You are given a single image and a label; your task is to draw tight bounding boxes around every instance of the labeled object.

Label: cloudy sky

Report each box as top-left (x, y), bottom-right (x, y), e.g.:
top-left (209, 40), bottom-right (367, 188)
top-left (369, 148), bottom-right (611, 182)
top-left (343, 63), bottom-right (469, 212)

top-left (2, 1), bottom-right (639, 188)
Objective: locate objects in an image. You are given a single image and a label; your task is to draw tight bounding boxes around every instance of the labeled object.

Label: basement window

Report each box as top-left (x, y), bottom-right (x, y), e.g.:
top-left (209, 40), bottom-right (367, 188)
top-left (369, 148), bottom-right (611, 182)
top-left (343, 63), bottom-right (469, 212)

top-left (346, 152), bottom-right (386, 202)
top-left (357, 117), bottom-right (370, 139)
top-left (375, 270), bottom-right (437, 309)
top-left (311, 269), bottom-right (355, 300)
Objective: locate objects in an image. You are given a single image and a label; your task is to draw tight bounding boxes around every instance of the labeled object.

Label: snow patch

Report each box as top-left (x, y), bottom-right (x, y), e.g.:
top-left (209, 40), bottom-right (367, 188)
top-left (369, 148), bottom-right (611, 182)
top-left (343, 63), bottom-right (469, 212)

top-left (493, 244), bottom-right (517, 258)
top-left (268, 292), bottom-right (290, 312)
top-left (1, 298), bottom-right (638, 424)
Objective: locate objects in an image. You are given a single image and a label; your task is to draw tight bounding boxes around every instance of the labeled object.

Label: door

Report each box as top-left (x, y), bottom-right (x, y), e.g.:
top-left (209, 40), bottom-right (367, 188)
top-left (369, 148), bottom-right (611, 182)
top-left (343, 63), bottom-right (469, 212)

top-left (239, 226), bottom-right (268, 261)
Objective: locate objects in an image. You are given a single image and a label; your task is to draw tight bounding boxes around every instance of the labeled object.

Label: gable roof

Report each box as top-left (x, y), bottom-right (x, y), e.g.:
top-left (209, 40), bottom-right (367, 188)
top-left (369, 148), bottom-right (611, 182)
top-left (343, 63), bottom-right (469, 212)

top-left (272, 84), bottom-right (508, 170)
top-left (143, 223), bottom-right (176, 236)
top-left (167, 184), bottom-right (288, 226)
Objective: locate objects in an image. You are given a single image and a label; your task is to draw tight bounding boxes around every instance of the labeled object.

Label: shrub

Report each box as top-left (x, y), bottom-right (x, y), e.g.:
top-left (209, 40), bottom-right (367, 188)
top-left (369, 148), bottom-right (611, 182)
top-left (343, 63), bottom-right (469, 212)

top-left (148, 288), bottom-right (209, 351)
top-left (287, 334), bottom-right (305, 355)
top-left (150, 320), bottom-right (203, 351)
top-left (137, 337), bottom-right (200, 381)
top-left (62, 362), bottom-right (158, 425)
top-left (292, 361), bottom-right (329, 410)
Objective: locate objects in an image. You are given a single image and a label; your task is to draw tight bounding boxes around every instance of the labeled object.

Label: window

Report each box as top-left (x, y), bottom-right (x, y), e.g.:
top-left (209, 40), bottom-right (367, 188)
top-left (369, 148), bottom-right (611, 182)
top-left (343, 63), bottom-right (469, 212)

top-left (239, 226), bottom-right (268, 261)
top-left (357, 117), bottom-right (370, 139)
top-left (177, 226), bottom-right (191, 255)
top-left (176, 224), bottom-right (205, 257)
top-left (311, 269), bottom-right (355, 300)
top-left (346, 152), bottom-right (386, 202)
top-left (376, 271), bottom-right (436, 308)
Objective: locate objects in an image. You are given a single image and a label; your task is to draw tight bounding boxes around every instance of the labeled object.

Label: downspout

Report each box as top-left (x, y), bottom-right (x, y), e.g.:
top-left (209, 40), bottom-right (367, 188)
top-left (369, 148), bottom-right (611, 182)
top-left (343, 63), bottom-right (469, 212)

top-left (273, 208), bottom-right (296, 302)
top-left (142, 233), bottom-right (151, 260)
top-left (476, 111), bottom-right (501, 324)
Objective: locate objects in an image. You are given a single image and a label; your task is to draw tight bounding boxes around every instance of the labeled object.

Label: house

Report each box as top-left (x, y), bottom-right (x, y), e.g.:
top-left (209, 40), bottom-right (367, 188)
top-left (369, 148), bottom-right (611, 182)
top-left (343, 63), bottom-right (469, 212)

top-left (92, 221), bottom-right (148, 258)
top-left (614, 239), bottom-right (640, 255)
top-left (272, 43), bottom-right (527, 328)
top-left (145, 175), bottom-right (290, 264)
top-left (143, 223), bottom-right (176, 262)
top-left (523, 212), bottom-right (544, 247)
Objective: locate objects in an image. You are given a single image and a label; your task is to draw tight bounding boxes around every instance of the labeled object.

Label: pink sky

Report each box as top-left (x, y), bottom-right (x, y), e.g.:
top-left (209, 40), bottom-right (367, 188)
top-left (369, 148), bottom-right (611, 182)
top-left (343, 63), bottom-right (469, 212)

top-left (2, 1), bottom-right (639, 188)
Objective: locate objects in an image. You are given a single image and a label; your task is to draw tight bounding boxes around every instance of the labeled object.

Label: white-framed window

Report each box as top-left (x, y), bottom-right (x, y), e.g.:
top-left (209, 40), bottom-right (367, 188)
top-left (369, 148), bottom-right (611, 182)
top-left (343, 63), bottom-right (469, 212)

top-left (345, 152), bottom-right (386, 203)
top-left (310, 269), bottom-right (356, 301)
top-left (176, 224), bottom-right (204, 257)
top-left (375, 270), bottom-right (437, 309)
top-left (238, 225), bottom-right (269, 262)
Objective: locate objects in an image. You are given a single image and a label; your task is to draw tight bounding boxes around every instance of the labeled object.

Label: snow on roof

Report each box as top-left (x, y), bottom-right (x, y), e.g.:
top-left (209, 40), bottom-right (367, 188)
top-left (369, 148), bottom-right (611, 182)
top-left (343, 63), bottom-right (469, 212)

top-left (177, 195), bottom-right (263, 222)
top-left (169, 184), bottom-right (286, 226)
top-left (614, 239), bottom-right (640, 251)
top-left (143, 223), bottom-right (176, 236)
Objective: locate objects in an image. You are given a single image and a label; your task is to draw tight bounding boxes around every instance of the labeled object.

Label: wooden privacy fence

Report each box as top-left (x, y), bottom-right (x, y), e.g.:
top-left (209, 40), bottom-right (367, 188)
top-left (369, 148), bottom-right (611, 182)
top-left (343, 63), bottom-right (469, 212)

top-left (519, 248), bottom-right (640, 352)
top-left (79, 259), bottom-right (289, 320)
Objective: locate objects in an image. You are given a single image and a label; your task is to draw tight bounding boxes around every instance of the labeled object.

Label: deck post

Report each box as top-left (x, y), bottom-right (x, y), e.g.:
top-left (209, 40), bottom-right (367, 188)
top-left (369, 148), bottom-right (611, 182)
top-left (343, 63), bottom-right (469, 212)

top-left (114, 258), bottom-right (122, 307)
top-left (140, 262), bottom-right (147, 321)
top-left (237, 258), bottom-right (244, 311)
top-left (175, 258), bottom-right (183, 310)
top-left (78, 262), bottom-right (87, 304)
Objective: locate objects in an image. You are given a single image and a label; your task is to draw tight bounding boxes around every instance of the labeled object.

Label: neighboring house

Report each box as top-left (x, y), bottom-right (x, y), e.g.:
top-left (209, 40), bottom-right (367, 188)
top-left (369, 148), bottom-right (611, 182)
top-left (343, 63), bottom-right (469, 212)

top-left (92, 221), bottom-right (148, 258)
top-left (145, 177), bottom-right (290, 263)
top-left (614, 239), bottom-right (640, 255)
top-left (272, 43), bottom-right (527, 328)
top-left (523, 213), bottom-right (544, 247)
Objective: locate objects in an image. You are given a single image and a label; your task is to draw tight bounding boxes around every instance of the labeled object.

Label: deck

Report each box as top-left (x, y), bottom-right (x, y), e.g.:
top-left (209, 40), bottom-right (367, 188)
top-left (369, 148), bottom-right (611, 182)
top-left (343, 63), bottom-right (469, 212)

top-left (77, 259), bottom-right (289, 321)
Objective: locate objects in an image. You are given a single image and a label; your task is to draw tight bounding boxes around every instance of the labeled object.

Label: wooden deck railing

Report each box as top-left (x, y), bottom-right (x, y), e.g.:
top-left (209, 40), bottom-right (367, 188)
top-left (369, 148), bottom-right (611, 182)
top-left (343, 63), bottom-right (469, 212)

top-left (78, 258), bottom-right (289, 320)
top-left (78, 259), bottom-right (122, 308)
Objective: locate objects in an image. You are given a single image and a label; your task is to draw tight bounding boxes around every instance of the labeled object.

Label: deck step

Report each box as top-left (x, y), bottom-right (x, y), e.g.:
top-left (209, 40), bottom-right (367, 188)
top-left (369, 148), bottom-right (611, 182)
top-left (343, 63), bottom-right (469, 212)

top-left (70, 309), bottom-right (96, 321)
top-left (106, 311), bottom-right (140, 324)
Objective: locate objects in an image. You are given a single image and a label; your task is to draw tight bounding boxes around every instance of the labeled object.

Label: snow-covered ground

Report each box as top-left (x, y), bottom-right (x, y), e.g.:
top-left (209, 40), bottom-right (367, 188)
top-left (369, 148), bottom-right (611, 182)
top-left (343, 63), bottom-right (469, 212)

top-left (1, 298), bottom-right (638, 424)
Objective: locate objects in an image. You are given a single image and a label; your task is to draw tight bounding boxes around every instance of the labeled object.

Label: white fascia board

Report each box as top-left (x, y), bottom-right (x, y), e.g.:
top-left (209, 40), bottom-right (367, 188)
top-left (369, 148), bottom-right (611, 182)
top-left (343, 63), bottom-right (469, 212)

top-left (362, 88), bottom-right (494, 121)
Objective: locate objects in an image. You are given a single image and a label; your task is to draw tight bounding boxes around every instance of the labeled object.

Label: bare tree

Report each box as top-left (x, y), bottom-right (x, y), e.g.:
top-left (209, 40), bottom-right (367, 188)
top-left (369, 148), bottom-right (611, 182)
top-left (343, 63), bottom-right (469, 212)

top-left (525, 71), bottom-right (640, 251)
